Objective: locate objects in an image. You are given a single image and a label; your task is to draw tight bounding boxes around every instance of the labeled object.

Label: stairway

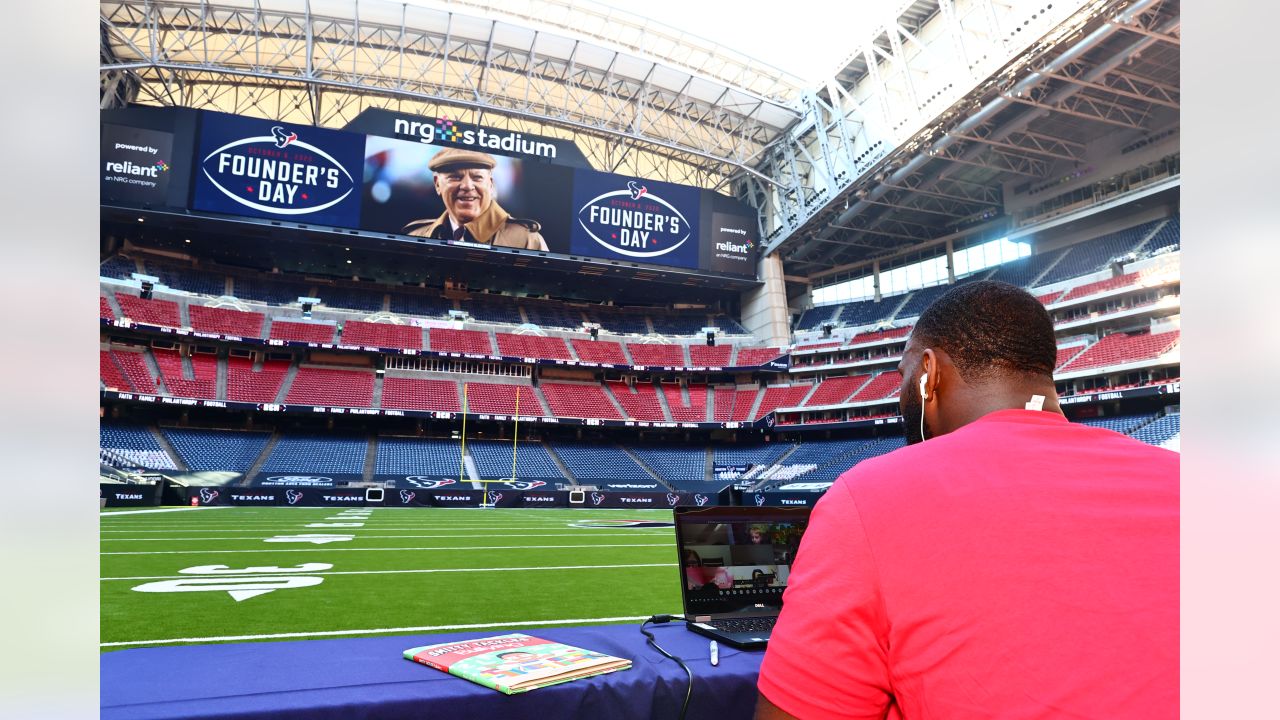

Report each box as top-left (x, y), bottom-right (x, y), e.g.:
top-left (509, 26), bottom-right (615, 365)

top-left (620, 446), bottom-right (674, 490)
top-left (362, 435), bottom-right (378, 483)
top-left (150, 427), bottom-right (188, 471)
top-left (215, 356), bottom-right (228, 401)
top-left (243, 432), bottom-right (281, 485)
top-left (542, 443), bottom-right (577, 485)
top-left (274, 363), bottom-right (300, 404)
top-left (652, 380), bottom-right (675, 422)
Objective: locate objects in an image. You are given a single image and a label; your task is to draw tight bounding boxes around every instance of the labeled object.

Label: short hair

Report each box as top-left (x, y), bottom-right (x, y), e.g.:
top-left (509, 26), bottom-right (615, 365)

top-left (911, 280), bottom-right (1057, 381)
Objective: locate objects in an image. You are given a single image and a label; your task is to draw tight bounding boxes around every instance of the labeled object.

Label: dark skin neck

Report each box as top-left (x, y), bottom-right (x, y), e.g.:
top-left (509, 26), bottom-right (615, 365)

top-left (933, 366), bottom-right (1064, 436)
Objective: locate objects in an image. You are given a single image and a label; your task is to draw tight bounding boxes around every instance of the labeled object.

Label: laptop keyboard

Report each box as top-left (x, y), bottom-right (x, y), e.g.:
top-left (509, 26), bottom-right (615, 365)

top-left (708, 616), bottom-right (776, 634)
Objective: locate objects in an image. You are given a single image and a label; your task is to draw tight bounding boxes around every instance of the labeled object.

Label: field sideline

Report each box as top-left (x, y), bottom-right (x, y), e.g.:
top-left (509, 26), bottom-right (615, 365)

top-left (101, 506), bottom-right (683, 650)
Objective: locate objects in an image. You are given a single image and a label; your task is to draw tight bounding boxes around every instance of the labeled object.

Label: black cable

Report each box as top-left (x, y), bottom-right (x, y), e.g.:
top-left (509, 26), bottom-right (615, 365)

top-left (640, 615), bottom-right (694, 720)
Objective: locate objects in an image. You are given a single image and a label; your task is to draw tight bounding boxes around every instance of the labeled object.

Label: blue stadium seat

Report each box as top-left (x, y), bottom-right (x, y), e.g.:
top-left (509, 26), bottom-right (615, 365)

top-left (388, 292), bottom-right (455, 318)
top-left (100, 256), bottom-right (139, 280)
top-left (161, 428), bottom-right (271, 471)
top-left (985, 249), bottom-right (1067, 288)
top-left (260, 435), bottom-right (369, 474)
top-left (629, 446), bottom-right (707, 484)
top-left (549, 442), bottom-right (655, 483)
top-left (1075, 414), bottom-right (1157, 435)
top-left (1035, 219), bottom-right (1163, 287)
top-left (651, 314), bottom-right (711, 336)
top-left (460, 296), bottom-right (524, 324)
top-left (100, 423), bottom-right (178, 470)
top-left (832, 297), bottom-right (897, 328)
top-left (1141, 216), bottom-right (1180, 255)
top-left (1129, 413), bottom-right (1180, 446)
top-left (522, 303), bottom-right (586, 330)
top-left (584, 307), bottom-right (650, 335)
top-left (713, 443), bottom-right (795, 468)
top-left (143, 262), bottom-right (227, 296)
top-left (468, 441), bottom-right (566, 482)
top-left (232, 276), bottom-right (315, 305)
top-left (318, 286), bottom-right (385, 312)
top-left (375, 437), bottom-right (463, 476)
top-left (712, 314), bottom-right (749, 334)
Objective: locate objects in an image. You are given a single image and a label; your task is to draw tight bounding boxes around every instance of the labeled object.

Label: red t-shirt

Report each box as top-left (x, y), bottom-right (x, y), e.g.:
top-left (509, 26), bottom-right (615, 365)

top-left (758, 409), bottom-right (1178, 719)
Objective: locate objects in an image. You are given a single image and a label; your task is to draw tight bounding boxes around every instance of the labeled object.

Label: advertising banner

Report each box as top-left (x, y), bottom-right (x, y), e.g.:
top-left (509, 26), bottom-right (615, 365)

top-left (744, 491), bottom-right (820, 508)
top-left (101, 124), bottom-right (175, 207)
top-left (570, 170), bottom-right (702, 271)
top-left (251, 473), bottom-right (366, 487)
top-left (100, 484), bottom-right (161, 507)
top-left (192, 112), bottom-right (364, 228)
top-left (571, 490), bottom-right (719, 509)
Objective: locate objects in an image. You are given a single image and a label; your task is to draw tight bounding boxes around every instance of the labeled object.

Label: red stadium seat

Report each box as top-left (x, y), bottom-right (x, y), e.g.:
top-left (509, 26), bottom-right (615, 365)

top-left (606, 381), bottom-right (666, 421)
top-left (571, 339), bottom-right (629, 365)
top-left (285, 366), bottom-right (375, 407)
top-left (152, 348), bottom-right (218, 399)
top-left (226, 357), bottom-right (290, 403)
top-left (458, 382), bottom-right (544, 415)
top-left (115, 293), bottom-right (181, 327)
top-left (1059, 330), bottom-right (1180, 372)
top-left (110, 350), bottom-right (158, 395)
top-left (381, 377), bottom-right (462, 412)
top-left (664, 383), bottom-right (709, 422)
top-left (734, 347), bottom-right (785, 366)
top-left (625, 343), bottom-right (686, 367)
top-left (428, 328), bottom-right (495, 355)
top-left (339, 320), bottom-right (424, 350)
top-left (189, 305), bottom-right (265, 338)
top-left (849, 372), bottom-right (901, 402)
top-left (495, 333), bottom-right (573, 361)
top-left (803, 374), bottom-right (872, 407)
top-left (540, 383), bottom-right (622, 419)
top-left (269, 321), bottom-right (337, 344)
top-left (688, 345), bottom-right (732, 367)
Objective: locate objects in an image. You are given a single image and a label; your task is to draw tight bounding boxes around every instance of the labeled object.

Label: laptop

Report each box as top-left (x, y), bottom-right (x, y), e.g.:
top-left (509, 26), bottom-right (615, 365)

top-left (673, 504), bottom-right (813, 650)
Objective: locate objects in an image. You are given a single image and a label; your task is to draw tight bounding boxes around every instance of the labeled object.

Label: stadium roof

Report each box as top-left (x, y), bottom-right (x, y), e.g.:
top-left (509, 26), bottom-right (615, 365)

top-left (100, 0), bottom-right (805, 190)
top-left (777, 0), bottom-right (1181, 279)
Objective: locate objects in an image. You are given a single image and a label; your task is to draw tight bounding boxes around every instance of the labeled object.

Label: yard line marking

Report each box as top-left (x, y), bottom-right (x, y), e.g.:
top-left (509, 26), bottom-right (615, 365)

top-left (101, 615), bottom-right (657, 647)
top-left (99, 526), bottom-right (669, 533)
top-left (102, 532), bottom-right (670, 542)
top-left (97, 507), bottom-right (233, 517)
top-left (102, 543), bottom-right (674, 556)
top-left (102, 562), bottom-right (672, 581)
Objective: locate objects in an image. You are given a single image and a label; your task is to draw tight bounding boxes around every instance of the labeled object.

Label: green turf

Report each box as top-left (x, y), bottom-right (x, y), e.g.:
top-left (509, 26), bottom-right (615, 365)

top-left (100, 507), bottom-right (683, 650)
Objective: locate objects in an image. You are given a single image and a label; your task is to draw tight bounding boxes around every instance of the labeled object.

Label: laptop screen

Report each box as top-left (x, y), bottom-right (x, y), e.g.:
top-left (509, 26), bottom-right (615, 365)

top-left (674, 505), bottom-right (812, 617)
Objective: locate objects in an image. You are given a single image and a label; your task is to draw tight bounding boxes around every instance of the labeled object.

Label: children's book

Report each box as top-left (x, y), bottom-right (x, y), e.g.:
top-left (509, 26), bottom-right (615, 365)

top-left (403, 633), bottom-right (632, 694)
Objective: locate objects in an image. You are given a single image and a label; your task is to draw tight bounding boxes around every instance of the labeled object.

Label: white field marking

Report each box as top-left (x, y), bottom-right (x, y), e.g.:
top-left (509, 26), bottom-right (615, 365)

top-left (102, 532), bottom-right (670, 542)
top-left (97, 507), bottom-right (234, 517)
top-left (102, 542), bottom-right (674, 556)
top-left (101, 616), bottom-right (655, 648)
top-left (104, 562), bottom-right (672, 581)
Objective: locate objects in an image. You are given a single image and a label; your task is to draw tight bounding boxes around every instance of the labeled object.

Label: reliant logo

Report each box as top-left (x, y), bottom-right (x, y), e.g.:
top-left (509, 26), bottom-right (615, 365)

top-left (200, 126), bottom-right (355, 215)
top-left (393, 116), bottom-right (558, 159)
top-left (715, 240), bottom-right (752, 254)
top-left (104, 159), bottom-right (170, 178)
top-left (576, 181), bottom-right (691, 259)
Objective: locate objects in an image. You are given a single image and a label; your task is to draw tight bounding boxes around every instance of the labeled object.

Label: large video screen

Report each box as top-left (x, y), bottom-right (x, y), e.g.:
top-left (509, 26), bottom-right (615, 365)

top-left (180, 110), bottom-right (758, 278)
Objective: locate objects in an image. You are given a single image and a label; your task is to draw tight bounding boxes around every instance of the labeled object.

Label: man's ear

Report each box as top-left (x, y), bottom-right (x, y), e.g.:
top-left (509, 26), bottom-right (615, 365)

top-left (921, 348), bottom-right (938, 400)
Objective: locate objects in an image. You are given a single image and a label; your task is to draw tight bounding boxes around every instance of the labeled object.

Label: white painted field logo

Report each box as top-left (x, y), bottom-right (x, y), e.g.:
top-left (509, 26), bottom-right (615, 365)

top-left (576, 181), bottom-right (691, 258)
top-left (200, 126), bottom-right (355, 215)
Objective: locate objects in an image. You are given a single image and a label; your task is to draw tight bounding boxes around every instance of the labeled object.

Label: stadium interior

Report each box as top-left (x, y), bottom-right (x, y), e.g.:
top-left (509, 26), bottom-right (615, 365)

top-left (100, 0), bottom-right (1180, 499)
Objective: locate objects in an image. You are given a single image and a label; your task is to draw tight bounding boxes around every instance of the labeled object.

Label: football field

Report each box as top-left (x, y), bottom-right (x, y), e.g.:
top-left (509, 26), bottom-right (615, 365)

top-left (101, 506), bottom-right (682, 650)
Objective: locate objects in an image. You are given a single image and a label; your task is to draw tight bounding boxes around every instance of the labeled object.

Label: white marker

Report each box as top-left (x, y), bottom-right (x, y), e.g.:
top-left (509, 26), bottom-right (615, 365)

top-left (709, 640), bottom-right (719, 666)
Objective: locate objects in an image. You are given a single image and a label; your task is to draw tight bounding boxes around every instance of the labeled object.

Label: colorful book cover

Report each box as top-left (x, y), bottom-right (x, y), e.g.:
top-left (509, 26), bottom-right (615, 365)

top-left (403, 633), bottom-right (632, 694)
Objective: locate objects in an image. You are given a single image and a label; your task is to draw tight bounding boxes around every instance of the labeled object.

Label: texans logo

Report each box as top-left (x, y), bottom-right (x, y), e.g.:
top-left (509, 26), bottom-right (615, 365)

top-left (270, 125), bottom-right (297, 148)
top-left (399, 490), bottom-right (416, 504)
top-left (591, 492), bottom-right (605, 506)
top-left (626, 180), bottom-right (647, 200)
top-left (198, 488), bottom-right (219, 504)
top-left (488, 492), bottom-right (503, 505)
top-left (285, 489), bottom-right (304, 505)
top-left (666, 493), bottom-right (680, 507)
top-left (754, 494), bottom-right (766, 507)
top-left (694, 494), bottom-right (709, 507)
top-left (492, 480), bottom-right (545, 491)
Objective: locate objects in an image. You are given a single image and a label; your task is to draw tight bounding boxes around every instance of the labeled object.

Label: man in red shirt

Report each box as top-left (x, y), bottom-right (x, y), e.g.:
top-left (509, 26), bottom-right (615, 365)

top-left (755, 280), bottom-right (1178, 719)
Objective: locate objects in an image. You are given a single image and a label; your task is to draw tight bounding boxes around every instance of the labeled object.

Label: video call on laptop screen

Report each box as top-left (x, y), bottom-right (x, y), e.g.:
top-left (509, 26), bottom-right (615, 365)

top-left (676, 507), bottom-right (810, 615)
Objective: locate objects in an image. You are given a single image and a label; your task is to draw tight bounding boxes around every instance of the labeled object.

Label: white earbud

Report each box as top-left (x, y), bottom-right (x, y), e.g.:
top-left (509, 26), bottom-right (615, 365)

top-left (919, 373), bottom-right (929, 400)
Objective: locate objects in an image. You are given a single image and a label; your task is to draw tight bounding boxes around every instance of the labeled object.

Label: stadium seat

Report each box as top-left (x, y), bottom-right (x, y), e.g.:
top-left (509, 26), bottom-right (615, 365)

top-left (268, 320), bottom-right (337, 344)
top-left (735, 347), bottom-right (785, 366)
top-left (161, 427), bottom-right (271, 471)
top-left (375, 437), bottom-right (463, 478)
top-left (803, 374), bottom-right (871, 407)
top-left (99, 255), bottom-right (138, 280)
top-left (459, 295), bottom-right (524, 324)
top-left (1058, 273), bottom-right (1142, 303)
top-left (152, 348), bottom-right (218, 399)
top-left (381, 376), bottom-right (462, 412)
top-left (606, 381), bottom-right (667, 421)
top-left (721, 387), bottom-right (762, 422)
top-left (141, 261), bottom-right (227, 296)
top-left (1055, 345), bottom-right (1089, 370)
top-left (753, 385), bottom-right (813, 418)
top-left (571, 339), bottom-right (629, 365)
top-left (100, 350), bottom-right (132, 391)
top-left (540, 382), bottom-right (622, 420)
top-left (629, 445), bottom-right (707, 485)
top-left (99, 423), bottom-right (178, 470)
top-left (260, 434), bottom-right (368, 474)
top-left (285, 366), bottom-right (375, 407)
top-left (1034, 219), bottom-right (1163, 287)
top-left (232, 276), bottom-right (314, 305)
top-left (468, 440), bottom-right (567, 483)
top-left (226, 358), bottom-right (290, 403)
top-left (626, 343), bottom-right (686, 367)
top-left (848, 372), bottom-right (901, 402)
top-left (109, 349), bottom-right (159, 394)
top-left (100, 296), bottom-right (115, 321)
top-left (688, 344), bottom-right (732, 367)
top-left (664, 384), bottom-right (709, 422)
top-left (794, 303), bottom-right (842, 332)
top-left (459, 382), bottom-right (543, 415)
top-left (388, 292), bottom-right (455, 318)
top-left (339, 320), bottom-right (425, 350)
top-left (115, 293), bottom-right (181, 327)
top-left (849, 326), bottom-right (911, 345)
top-left (1074, 413), bottom-right (1157, 435)
top-left (1141, 216), bottom-right (1180, 255)
top-left (317, 286), bottom-right (385, 312)
top-left (548, 442), bottom-right (655, 483)
top-left (188, 305), bottom-right (265, 337)
top-left (522, 302), bottom-right (586, 330)
top-left (495, 333), bottom-right (573, 361)
top-left (1059, 330), bottom-right (1180, 372)
top-left (1128, 413), bottom-right (1180, 446)
top-left (428, 328), bottom-right (495, 355)
top-left (985, 249), bottom-right (1067, 288)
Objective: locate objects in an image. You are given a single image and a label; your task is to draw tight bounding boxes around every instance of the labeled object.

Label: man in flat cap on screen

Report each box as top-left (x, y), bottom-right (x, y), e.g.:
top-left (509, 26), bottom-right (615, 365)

top-left (402, 148), bottom-right (549, 251)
